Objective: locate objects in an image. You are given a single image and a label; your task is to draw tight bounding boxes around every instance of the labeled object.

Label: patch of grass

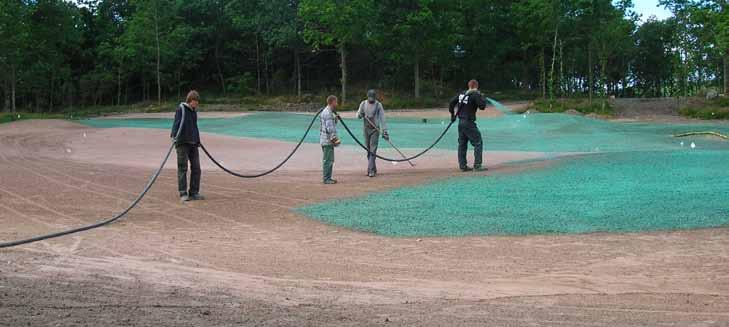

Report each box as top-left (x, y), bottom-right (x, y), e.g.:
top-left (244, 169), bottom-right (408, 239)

top-left (58, 101), bottom-right (180, 119)
top-left (680, 98), bottom-right (729, 120)
top-left (680, 107), bottom-right (729, 120)
top-left (531, 98), bottom-right (614, 116)
top-left (0, 112), bottom-right (67, 124)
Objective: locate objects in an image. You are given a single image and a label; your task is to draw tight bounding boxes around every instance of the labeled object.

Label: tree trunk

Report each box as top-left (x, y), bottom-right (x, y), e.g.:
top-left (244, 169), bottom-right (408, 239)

top-left (339, 43), bottom-right (347, 104)
top-left (600, 58), bottom-right (607, 97)
top-left (154, 0), bottom-right (162, 105)
top-left (117, 67), bottom-right (122, 106)
top-left (540, 47), bottom-right (546, 99)
top-left (256, 35), bottom-right (261, 94)
top-left (215, 43), bottom-right (226, 95)
top-left (588, 43), bottom-right (593, 105)
top-left (264, 50), bottom-right (270, 95)
top-left (10, 66), bottom-right (16, 114)
top-left (522, 48), bottom-right (529, 89)
top-left (49, 73), bottom-right (54, 111)
top-left (3, 78), bottom-right (8, 111)
top-left (176, 70), bottom-right (182, 99)
top-left (295, 49), bottom-right (302, 98)
top-left (724, 52), bottom-right (729, 94)
top-left (438, 66), bottom-right (444, 97)
top-left (549, 23), bottom-right (559, 99)
top-left (414, 49), bottom-right (421, 98)
top-left (559, 40), bottom-right (564, 97)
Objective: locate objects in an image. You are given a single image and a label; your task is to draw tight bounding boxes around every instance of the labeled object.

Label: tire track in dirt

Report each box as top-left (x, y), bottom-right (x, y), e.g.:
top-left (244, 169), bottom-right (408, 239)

top-left (0, 198), bottom-right (123, 259)
top-left (0, 180), bottom-right (223, 272)
top-left (8, 131), bottom-right (293, 219)
top-left (0, 133), bottom-right (229, 271)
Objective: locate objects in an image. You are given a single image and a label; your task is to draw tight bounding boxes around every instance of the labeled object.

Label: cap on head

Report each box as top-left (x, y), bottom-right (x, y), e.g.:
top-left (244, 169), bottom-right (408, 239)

top-left (468, 80), bottom-right (479, 90)
top-left (367, 89), bottom-right (377, 102)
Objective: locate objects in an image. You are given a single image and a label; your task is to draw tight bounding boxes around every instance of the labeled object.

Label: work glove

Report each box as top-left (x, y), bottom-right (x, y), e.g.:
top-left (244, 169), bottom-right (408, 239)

top-left (331, 136), bottom-right (341, 147)
top-left (383, 132), bottom-right (390, 141)
top-left (450, 114), bottom-right (457, 123)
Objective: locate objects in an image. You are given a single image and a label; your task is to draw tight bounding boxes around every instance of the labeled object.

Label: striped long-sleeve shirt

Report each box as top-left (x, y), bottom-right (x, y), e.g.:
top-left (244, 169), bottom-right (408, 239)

top-left (319, 106), bottom-right (338, 146)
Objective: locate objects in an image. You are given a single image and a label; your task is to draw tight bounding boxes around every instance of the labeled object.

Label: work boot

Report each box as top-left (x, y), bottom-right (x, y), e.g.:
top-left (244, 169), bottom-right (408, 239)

top-left (460, 166), bottom-right (473, 172)
top-left (189, 194), bottom-right (205, 201)
top-left (323, 179), bottom-right (338, 185)
top-left (474, 166), bottom-right (488, 172)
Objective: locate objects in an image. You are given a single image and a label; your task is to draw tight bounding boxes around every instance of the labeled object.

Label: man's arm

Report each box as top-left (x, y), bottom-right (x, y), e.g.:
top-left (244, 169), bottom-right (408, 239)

top-left (448, 95), bottom-right (459, 115)
top-left (377, 102), bottom-right (387, 133)
top-left (476, 93), bottom-right (487, 110)
top-left (323, 111), bottom-right (337, 139)
top-left (356, 101), bottom-right (365, 119)
top-left (171, 106), bottom-right (182, 138)
top-left (449, 95), bottom-right (460, 122)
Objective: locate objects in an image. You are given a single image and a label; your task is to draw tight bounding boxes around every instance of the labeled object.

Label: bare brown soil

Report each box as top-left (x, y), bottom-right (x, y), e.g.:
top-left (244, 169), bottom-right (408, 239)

top-left (1, 118), bottom-right (728, 326)
top-left (97, 111), bottom-right (251, 119)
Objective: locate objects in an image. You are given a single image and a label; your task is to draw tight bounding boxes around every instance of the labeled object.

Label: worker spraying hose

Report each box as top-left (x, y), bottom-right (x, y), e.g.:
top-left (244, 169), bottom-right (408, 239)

top-left (449, 79), bottom-right (487, 172)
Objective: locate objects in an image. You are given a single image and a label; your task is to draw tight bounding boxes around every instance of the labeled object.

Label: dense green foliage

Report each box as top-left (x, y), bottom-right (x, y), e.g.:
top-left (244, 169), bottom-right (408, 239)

top-left (1, 0), bottom-right (728, 113)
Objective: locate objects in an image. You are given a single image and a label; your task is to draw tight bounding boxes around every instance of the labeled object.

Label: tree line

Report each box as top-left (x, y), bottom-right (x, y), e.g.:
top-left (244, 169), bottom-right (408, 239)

top-left (1, 0), bottom-right (728, 113)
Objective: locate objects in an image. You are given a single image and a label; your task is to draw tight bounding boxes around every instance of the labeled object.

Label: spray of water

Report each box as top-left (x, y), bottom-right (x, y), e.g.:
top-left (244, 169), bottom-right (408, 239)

top-left (485, 97), bottom-right (513, 114)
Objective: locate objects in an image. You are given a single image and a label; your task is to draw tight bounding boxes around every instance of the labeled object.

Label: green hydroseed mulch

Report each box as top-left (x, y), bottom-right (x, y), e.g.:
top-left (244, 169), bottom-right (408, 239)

top-left (298, 150), bottom-right (729, 236)
top-left (81, 112), bottom-right (729, 236)
top-left (82, 112), bottom-right (729, 152)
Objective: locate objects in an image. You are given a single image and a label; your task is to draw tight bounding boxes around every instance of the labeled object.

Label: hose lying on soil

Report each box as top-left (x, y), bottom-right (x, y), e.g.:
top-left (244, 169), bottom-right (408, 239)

top-left (1, 108), bottom-right (454, 248)
top-left (0, 105), bottom-right (188, 248)
top-left (200, 107), bottom-right (324, 178)
top-left (673, 131), bottom-right (729, 140)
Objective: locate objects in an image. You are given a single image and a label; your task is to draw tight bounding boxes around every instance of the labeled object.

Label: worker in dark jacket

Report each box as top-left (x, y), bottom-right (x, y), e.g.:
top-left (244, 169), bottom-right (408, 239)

top-left (449, 80), bottom-right (487, 172)
top-left (171, 90), bottom-right (204, 201)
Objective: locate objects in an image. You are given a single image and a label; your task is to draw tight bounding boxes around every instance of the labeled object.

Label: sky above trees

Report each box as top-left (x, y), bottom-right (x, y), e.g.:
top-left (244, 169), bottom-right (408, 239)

top-left (634, 0), bottom-right (673, 21)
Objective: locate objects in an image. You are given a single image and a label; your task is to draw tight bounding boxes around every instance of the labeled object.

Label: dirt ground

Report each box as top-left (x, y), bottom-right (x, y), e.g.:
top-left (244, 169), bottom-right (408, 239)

top-left (1, 115), bottom-right (729, 326)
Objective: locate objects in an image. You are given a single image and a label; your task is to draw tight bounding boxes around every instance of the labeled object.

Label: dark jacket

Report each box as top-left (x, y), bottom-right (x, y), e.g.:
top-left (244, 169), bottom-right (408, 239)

top-left (449, 89), bottom-right (486, 121)
top-left (171, 103), bottom-right (200, 145)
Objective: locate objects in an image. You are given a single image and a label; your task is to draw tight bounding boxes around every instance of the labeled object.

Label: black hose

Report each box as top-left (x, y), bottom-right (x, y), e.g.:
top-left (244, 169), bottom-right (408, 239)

top-left (199, 107), bottom-right (324, 178)
top-left (0, 105), bottom-right (187, 248)
top-left (1, 108), bottom-right (451, 248)
top-left (338, 117), bottom-right (455, 162)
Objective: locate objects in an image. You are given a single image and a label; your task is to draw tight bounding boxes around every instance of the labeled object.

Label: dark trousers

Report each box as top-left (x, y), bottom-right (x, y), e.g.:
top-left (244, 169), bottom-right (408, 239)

top-left (322, 145), bottom-right (335, 181)
top-left (176, 143), bottom-right (201, 196)
top-left (364, 126), bottom-right (379, 174)
top-left (458, 120), bottom-right (483, 169)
